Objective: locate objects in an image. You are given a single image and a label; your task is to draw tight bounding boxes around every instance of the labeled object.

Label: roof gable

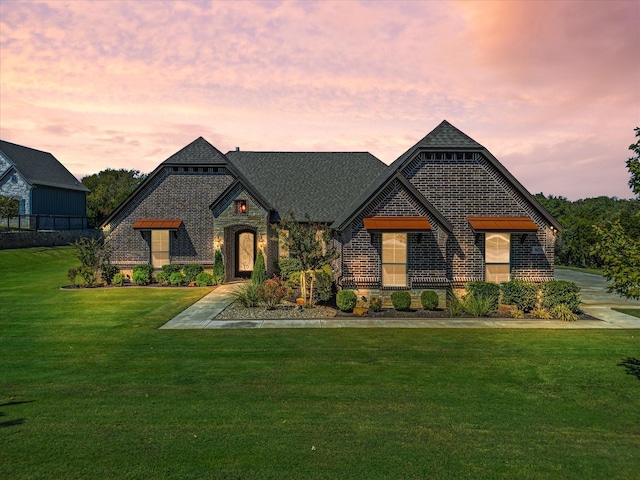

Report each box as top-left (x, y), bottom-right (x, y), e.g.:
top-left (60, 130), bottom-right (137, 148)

top-left (0, 139), bottom-right (89, 192)
top-left (226, 151), bottom-right (387, 222)
top-left (412, 120), bottom-right (483, 149)
top-left (161, 137), bottom-right (229, 165)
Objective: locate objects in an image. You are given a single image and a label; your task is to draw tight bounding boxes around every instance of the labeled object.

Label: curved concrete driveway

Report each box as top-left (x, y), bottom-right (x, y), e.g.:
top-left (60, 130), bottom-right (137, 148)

top-left (554, 268), bottom-right (640, 328)
top-left (160, 271), bottom-right (640, 329)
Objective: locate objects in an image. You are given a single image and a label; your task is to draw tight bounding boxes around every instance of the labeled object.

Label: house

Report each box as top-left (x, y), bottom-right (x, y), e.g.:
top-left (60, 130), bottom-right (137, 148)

top-left (102, 120), bottom-right (562, 297)
top-left (0, 140), bottom-right (89, 229)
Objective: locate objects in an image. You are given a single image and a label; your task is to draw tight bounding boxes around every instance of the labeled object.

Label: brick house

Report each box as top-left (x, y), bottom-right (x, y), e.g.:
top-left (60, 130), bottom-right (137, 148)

top-left (0, 140), bottom-right (89, 228)
top-left (102, 121), bottom-right (561, 295)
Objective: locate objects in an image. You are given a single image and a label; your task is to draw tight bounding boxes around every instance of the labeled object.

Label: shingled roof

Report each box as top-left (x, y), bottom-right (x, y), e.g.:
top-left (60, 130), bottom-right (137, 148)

top-left (0, 139), bottom-right (89, 192)
top-left (161, 136), bottom-right (229, 165)
top-left (226, 151), bottom-right (387, 222)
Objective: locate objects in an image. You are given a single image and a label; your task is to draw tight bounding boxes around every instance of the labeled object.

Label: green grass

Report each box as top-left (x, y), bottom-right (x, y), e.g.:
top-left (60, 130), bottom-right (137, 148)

top-left (2, 247), bottom-right (640, 479)
top-left (613, 308), bottom-right (640, 319)
top-left (556, 265), bottom-right (605, 276)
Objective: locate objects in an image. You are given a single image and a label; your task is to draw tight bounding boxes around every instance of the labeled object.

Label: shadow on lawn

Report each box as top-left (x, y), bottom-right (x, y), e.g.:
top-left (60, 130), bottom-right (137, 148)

top-left (0, 400), bottom-right (35, 428)
top-left (618, 357), bottom-right (640, 380)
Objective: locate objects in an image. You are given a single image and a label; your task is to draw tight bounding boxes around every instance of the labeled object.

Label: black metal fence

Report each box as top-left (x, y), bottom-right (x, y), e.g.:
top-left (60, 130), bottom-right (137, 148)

top-left (1, 215), bottom-right (89, 231)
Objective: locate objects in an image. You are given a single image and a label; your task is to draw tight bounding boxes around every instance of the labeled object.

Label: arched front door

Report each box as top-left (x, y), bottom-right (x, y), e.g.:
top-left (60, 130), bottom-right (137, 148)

top-left (235, 230), bottom-right (255, 278)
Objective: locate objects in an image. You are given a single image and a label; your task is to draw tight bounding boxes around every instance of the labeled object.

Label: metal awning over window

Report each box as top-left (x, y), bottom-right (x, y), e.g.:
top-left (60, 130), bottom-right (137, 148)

top-left (132, 219), bottom-right (183, 230)
top-left (467, 216), bottom-right (538, 232)
top-left (363, 216), bottom-right (432, 231)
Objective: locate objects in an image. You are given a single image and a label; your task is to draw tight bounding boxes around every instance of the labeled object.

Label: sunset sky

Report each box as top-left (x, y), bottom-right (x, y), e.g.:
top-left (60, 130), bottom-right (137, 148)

top-left (1, 0), bottom-right (638, 200)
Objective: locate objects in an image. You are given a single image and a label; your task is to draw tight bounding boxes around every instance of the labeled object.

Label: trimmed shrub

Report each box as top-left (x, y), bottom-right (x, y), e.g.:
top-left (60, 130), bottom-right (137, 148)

top-left (464, 293), bottom-right (496, 317)
top-left (337, 290), bottom-right (357, 312)
top-left (447, 291), bottom-right (464, 317)
top-left (369, 297), bottom-right (383, 312)
top-left (213, 249), bottom-right (225, 285)
top-left (551, 304), bottom-right (579, 322)
top-left (132, 270), bottom-right (148, 286)
top-left (421, 290), bottom-right (439, 310)
top-left (500, 280), bottom-right (538, 312)
top-left (509, 306), bottom-right (524, 318)
top-left (466, 281), bottom-right (500, 311)
top-left (161, 264), bottom-right (182, 277)
top-left (183, 264), bottom-right (204, 283)
top-left (391, 291), bottom-right (412, 311)
top-left (530, 307), bottom-right (553, 319)
top-left (258, 277), bottom-right (288, 309)
top-left (234, 283), bottom-right (261, 308)
top-left (314, 268), bottom-right (334, 303)
top-left (79, 266), bottom-right (96, 287)
top-left (132, 264), bottom-right (153, 285)
top-left (169, 272), bottom-right (186, 286)
top-left (252, 250), bottom-right (267, 286)
top-left (112, 273), bottom-right (125, 287)
top-left (155, 271), bottom-right (169, 286)
top-left (279, 258), bottom-right (303, 286)
top-left (195, 272), bottom-right (213, 287)
top-left (541, 280), bottom-right (581, 313)
top-left (101, 264), bottom-right (120, 285)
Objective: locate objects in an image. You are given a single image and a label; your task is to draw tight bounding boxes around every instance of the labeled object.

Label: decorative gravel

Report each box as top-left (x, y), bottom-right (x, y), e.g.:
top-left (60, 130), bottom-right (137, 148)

top-left (215, 301), bottom-right (338, 320)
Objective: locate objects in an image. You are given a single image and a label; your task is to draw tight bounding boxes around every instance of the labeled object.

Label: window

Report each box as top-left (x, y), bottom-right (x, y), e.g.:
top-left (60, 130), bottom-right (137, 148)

top-left (151, 230), bottom-right (170, 268)
top-left (234, 200), bottom-right (247, 214)
top-left (485, 233), bottom-right (510, 283)
top-left (382, 232), bottom-right (407, 287)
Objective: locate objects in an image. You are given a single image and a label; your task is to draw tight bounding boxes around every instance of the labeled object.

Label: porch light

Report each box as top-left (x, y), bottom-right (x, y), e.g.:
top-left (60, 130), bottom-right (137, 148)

top-left (258, 235), bottom-right (266, 250)
top-left (214, 237), bottom-right (224, 249)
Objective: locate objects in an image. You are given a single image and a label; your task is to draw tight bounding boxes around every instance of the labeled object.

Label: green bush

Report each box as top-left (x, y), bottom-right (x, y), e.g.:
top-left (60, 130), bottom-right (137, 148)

top-left (79, 266), bottom-right (96, 287)
top-left (447, 291), bottom-right (464, 317)
top-left (391, 291), bottom-right (412, 311)
top-left (132, 264), bottom-right (153, 285)
top-left (101, 264), bottom-right (120, 285)
top-left (132, 270), bottom-right (148, 286)
top-left (500, 280), bottom-right (538, 312)
top-left (67, 268), bottom-right (79, 286)
top-left (541, 280), bottom-right (581, 313)
top-left (509, 306), bottom-right (524, 318)
top-left (112, 272), bottom-right (125, 287)
top-left (234, 283), bottom-right (261, 308)
top-left (161, 264), bottom-right (182, 277)
top-left (314, 267), bottom-right (334, 302)
top-left (530, 307), bottom-right (553, 319)
top-left (258, 277), bottom-right (288, 309)
top-left (252, 250), bottom-right (267, 286)
top-left (336, 290), bottom-right (357, 312)
top-left (169, 272), bottom-right (186, 286)
top-left (421, 290), bottom-right (439, 310)
top-left (464, 293), bottom-right (497, 317)
top-left (182, 264), bottom-right (204, 283)
top-left (551, 304), bottom-right (579, 322)
top-left (279, 258), bottom-right (303, 286)
top-left (154, 271), bottom-right (169, 286)
top-left (195, 272), bottom-right (213, 287)
top-left (213, 249), bottom-right (225, 285)
top-left (369, 297), bottom-right (383, 312)
top-left (466, 281), bottom-right (500, 311)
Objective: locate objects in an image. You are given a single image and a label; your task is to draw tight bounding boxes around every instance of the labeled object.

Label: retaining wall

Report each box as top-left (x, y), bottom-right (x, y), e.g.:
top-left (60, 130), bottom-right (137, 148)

top-left (0, 229), bottom-right (103, 250)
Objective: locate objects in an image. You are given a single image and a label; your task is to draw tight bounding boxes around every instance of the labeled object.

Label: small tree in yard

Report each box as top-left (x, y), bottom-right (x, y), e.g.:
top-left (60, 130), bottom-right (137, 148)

top-left (0, 196), bottom-right (19, 218)
top-left (275, 213), bottom-right (339, 307)
top-left (72, 237), bottom-right (112, 286)
top-left (252, 249), bottom-right (267, 286)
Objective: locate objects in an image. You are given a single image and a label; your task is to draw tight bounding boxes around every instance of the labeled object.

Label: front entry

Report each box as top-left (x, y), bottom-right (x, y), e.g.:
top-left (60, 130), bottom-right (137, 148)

top-left (235, 230), bottom-right (256, 278)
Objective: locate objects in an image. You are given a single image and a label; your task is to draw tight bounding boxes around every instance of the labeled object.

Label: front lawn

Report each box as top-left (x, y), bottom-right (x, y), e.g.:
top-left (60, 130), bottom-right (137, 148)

top-left (613, 308), bottom-right (640, 319)
top-left (1, 247), bottom-right (639, 479)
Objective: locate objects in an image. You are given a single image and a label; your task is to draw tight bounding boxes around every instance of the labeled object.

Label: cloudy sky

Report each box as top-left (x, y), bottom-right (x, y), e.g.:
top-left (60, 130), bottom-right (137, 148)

top-left (1, 0), bottom-right (638, 200)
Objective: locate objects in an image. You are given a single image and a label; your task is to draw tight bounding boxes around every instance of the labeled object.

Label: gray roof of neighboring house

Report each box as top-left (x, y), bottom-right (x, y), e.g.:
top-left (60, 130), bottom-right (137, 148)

top-left (0, 139), bottom-right (89, 192)
top-left (226, 151), bottom-right (387, 222)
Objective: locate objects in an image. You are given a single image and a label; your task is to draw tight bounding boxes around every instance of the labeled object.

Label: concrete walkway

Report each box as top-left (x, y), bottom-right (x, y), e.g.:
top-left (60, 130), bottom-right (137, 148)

top-left (160, 271), bottom-right (640, 329)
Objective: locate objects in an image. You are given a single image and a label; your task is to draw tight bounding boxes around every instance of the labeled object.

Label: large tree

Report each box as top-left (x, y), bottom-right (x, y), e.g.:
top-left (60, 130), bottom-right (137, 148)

top-left (627, 126), bottom-right (640, 198)
top-left (592, 127), bottom-right (640, 299)
top-left (82, 169), bottom-right (145, 226)
top-left (0, 195), bottom-right (19, 218)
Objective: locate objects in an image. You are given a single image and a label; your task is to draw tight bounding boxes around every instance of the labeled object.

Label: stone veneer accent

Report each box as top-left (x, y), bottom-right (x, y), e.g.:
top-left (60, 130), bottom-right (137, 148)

top-left (0, 151), bottom-right (30, 214)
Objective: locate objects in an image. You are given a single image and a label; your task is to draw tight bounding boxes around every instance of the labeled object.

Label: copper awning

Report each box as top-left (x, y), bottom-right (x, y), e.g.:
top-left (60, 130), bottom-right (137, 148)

top-left (132, 219), bottom-right (183, 230)
top-left (467, 216), bottom-right (538, 232)
top-left (363, 216), bottom-right (432, 231)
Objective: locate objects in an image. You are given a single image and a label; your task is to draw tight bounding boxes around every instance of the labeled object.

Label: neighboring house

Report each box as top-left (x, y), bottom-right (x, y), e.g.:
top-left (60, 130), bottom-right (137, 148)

top-left (0, 140), bottom-right (89, 228)
top-left (102, 121), bottom-right (562, 296)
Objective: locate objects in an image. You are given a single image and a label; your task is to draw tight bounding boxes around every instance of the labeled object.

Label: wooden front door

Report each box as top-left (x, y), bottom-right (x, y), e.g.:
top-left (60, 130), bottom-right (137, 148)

top-left (235, 230), bottom-right (255, 277)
